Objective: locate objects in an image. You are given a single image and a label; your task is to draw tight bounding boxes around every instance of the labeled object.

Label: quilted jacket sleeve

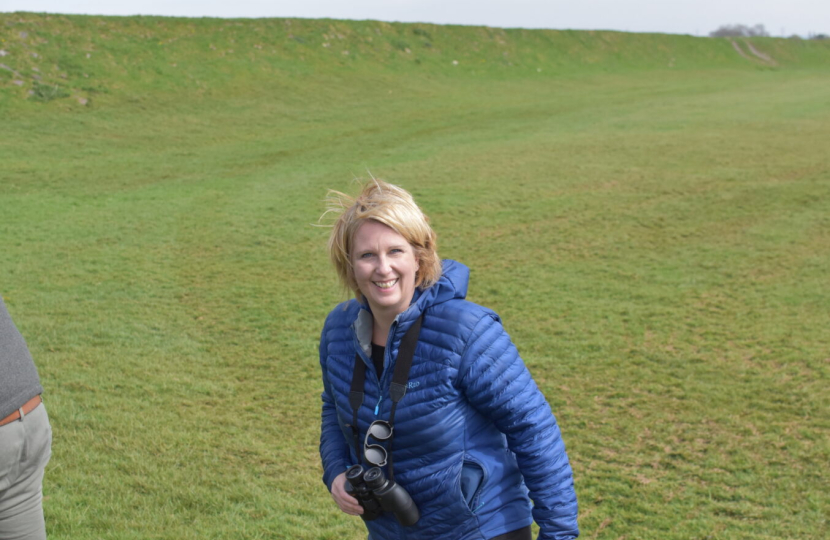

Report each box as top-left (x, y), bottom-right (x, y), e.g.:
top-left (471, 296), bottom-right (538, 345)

top-left (319, 326), bottom-right (351, 491)
top-left (458, 313), bottom-right (579, 540)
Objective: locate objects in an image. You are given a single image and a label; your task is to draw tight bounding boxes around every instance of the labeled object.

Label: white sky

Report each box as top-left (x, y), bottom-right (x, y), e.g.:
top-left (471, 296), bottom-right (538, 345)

top-left (1, 1), bottom-right (827, 37)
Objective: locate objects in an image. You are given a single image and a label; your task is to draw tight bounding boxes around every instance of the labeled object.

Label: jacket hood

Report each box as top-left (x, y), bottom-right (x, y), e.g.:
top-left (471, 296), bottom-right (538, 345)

top-left (411, 259), bottom-right (469, 312)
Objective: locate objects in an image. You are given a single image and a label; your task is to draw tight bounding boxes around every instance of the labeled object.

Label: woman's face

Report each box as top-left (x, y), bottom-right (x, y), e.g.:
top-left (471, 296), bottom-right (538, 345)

top-left (351, 220), bottom-right (419, 320)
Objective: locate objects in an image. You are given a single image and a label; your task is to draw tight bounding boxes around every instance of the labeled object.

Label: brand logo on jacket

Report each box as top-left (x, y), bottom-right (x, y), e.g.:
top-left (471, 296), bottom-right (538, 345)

top-left (407, 381), bottom-right (420, 389)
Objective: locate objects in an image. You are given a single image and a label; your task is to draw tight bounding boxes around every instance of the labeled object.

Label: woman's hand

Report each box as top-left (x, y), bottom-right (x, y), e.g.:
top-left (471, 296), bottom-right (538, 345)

top-left (331, 471), bottom-right (364, 515)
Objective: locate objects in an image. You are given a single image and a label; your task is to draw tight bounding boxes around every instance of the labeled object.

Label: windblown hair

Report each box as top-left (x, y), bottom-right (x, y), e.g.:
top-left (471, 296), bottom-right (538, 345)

top-left (324, 179), bottom-right (441, 299)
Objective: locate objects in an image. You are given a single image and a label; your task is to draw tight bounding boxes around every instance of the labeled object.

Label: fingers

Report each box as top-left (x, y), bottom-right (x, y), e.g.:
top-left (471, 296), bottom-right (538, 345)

top-left (331, 472), bottom-right (364, 515)
top-left (334, 485), bottom-right (363, 515)
top-left (337, 494), bottom-right (364, 515)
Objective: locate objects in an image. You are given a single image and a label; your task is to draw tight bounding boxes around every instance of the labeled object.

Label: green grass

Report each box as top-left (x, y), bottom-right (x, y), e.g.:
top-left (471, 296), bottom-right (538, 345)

top-left (1, 12), bottom-right (829, 540)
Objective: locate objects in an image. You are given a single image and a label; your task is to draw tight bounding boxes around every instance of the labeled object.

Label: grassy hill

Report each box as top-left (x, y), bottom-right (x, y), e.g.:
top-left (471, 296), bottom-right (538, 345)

top-left (2, 12), bottom-right (829, 540)
top-left (2, 12), bottom-right (830, 109)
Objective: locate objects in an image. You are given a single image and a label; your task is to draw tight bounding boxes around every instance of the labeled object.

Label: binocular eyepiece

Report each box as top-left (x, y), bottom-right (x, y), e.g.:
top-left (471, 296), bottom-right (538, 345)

top-left (344, 464), bottom-right (420, 526)
top-left (345, 464), bottom-right (383, 521)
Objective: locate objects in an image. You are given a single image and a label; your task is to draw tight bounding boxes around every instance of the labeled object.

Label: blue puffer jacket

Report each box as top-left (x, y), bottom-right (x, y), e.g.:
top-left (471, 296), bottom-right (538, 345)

top-left (319, 260), bottom-right (578, 540)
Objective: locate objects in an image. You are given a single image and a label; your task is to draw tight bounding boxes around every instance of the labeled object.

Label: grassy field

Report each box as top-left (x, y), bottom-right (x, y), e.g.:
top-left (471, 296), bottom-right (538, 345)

top-left (1, 12), bottom-right (829, 540)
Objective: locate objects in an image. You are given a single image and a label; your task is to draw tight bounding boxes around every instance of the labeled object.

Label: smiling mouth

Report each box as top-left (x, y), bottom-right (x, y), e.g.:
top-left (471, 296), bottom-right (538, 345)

top-left (373, 279), bottom-right (398, 289)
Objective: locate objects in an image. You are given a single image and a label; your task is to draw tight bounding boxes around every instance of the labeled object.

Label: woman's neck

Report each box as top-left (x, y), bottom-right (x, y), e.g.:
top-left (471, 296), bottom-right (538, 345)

top-left (372, 315), bottom-right (393, 346)
top-left (367, 297), bottom-right (413, 346)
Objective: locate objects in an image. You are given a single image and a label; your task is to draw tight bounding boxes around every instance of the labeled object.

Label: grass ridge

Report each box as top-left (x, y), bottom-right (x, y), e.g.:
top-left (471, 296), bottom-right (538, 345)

top-left (2, 12), bottom-right (830, 109)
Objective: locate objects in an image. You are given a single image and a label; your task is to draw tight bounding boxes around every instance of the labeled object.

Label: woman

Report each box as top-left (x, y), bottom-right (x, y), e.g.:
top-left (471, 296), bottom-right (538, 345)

top-left (319, 180), bottom-right (578, 540)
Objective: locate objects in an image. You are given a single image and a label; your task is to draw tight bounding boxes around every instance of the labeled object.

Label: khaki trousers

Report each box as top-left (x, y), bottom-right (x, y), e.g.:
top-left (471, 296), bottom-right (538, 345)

top-left (0, 402), bottom-right (51, 540)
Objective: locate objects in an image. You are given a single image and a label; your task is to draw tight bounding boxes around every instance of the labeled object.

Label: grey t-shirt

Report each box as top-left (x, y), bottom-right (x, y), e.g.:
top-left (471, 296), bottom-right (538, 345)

top-left (0, 296), bottom-right (43, 419)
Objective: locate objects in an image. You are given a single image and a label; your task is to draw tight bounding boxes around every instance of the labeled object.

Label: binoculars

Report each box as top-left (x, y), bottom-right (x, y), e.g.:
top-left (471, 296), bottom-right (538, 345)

top-left (344, 464), bottom-right (420, 526)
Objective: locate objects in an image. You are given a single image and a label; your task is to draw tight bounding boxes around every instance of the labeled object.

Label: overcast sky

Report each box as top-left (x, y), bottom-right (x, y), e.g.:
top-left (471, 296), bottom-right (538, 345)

top-left (1, 1), bottom-right (827, 37)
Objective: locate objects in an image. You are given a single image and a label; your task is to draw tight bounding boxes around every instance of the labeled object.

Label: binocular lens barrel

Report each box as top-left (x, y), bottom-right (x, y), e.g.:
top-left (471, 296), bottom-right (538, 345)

top-left (364, 467), bottom-right (420, 527)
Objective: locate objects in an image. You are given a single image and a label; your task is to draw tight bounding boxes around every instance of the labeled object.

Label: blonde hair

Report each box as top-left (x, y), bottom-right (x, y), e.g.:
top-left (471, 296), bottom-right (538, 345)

top-left (324, 179), bottom-right (441, 299)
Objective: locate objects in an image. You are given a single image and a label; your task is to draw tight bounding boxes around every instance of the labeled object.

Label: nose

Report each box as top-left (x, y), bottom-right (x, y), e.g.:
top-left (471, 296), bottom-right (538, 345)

top-left (376, 254), bottom-right (392, 274)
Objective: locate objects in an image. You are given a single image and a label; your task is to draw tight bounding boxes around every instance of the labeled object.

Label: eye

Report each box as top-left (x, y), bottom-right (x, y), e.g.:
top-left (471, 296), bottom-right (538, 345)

top-left (360, 252), bottom-right (374, 259)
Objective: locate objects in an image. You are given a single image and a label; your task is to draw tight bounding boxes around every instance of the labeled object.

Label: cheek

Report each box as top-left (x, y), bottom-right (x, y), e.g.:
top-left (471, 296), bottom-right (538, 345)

top-left (350, 261), bottom-right (367, 280)
top-left (354, 262), bottom-right (371, 280)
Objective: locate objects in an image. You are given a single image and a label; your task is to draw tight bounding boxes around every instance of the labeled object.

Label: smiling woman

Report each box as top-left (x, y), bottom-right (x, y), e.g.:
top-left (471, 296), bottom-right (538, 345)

top-left (317, 179), bottom-right (579, 540)
top-left (350, 220), bottom-right (420, 341)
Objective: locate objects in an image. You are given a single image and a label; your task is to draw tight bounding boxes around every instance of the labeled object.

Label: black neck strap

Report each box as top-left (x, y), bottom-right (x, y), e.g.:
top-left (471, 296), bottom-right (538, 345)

top-left (349, 314), bottom-right (423, 479)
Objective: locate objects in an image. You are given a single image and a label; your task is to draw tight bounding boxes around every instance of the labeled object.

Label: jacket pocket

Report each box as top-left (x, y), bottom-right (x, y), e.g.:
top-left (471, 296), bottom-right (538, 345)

top-left (460, 455), bottom-right (487, 513)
